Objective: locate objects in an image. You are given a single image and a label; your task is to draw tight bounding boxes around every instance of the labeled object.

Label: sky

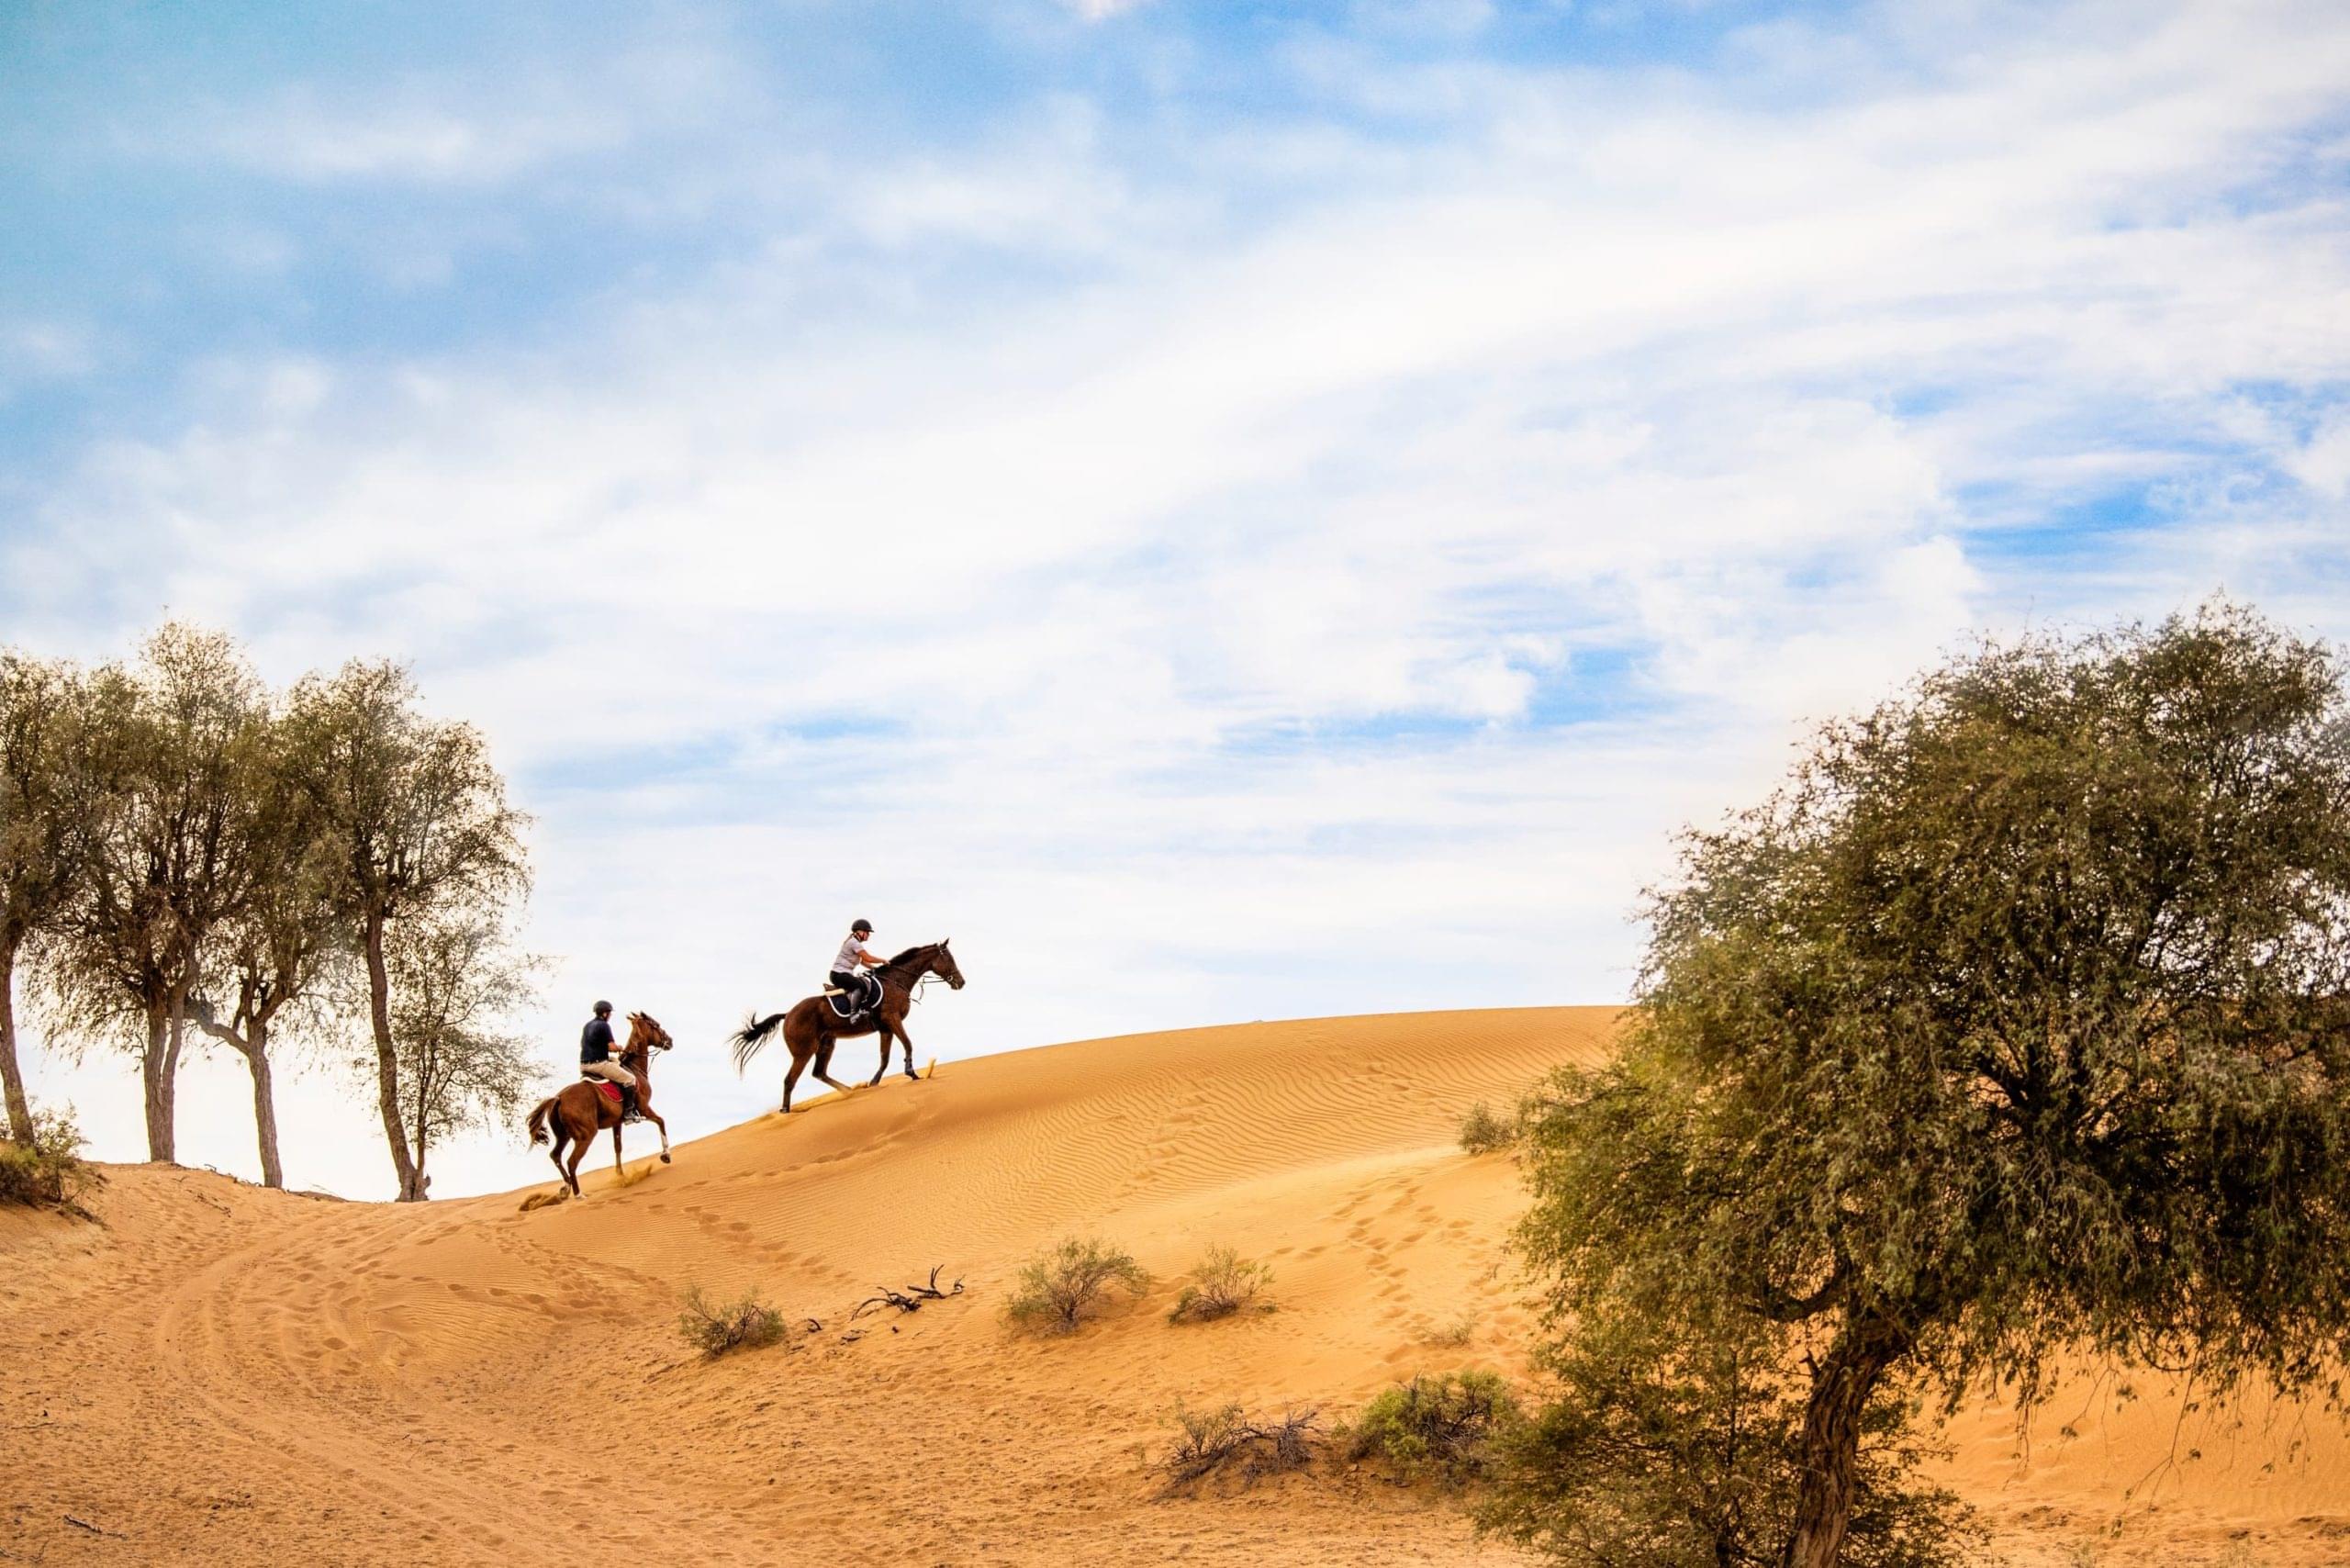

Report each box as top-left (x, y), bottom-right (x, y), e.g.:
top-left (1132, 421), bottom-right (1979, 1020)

top-left (4, 0), bottom-right (2348, 1200)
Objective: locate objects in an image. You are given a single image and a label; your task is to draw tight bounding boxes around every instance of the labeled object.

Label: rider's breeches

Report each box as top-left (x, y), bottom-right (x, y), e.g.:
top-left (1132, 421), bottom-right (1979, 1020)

top-left (829, 969), bottom-right (861, 997)
top-left (581, 1060), bottom-right (636, 1088)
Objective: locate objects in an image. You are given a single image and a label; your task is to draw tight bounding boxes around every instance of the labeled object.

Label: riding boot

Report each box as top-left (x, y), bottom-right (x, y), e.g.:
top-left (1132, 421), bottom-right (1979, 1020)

top-left (621, 1085), bottom-right (640, 1122)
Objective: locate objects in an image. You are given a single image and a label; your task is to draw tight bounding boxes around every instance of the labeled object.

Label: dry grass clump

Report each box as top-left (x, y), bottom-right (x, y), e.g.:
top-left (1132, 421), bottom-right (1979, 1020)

top-left (0, 1106), bottom-right (99, 1215)
top-left (1341, 1371), bottom-right (1519, 1485)
top-left (1004, 1237), bottom-right (1150, 1335)
top-left (677, 1284), bottom-right (787, 1358)
top-left (1168, 1244), bottom-right (1273, 1324)
top-left (1157, 1403), bottom-right (1322, 1496)
top-left (1457, 1101), bottom-right (1519, 1154)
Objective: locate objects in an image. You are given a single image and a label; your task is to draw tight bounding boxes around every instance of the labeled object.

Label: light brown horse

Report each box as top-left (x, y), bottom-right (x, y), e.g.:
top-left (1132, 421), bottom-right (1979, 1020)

top-left (525, 1012), bottom-right (675, 1197)
top-left (731, 941), bottom-right (965, 1112)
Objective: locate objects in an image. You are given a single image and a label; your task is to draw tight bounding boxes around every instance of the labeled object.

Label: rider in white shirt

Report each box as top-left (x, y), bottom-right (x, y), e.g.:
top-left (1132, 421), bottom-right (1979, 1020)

top-left (829, 919), bottom-right (882, 1011)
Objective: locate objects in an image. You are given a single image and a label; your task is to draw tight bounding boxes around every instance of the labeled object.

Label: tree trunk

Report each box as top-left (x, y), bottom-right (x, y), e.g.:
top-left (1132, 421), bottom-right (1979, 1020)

top-left (1780, 1312), bottom-right (1909, 1568)
top-left (411, 1047), bottom-right (430, 1193)
top-left (245, 1020), bottom-right (283, 1190)
top-left (365, 913), bottom-right (425, 1201)
top-left (141, 1000), bottom-right (174, 1162)
top-left (197, 1011), bottom-right (287, 1192)
top-left (0, 940), bottom-right (31, 1143)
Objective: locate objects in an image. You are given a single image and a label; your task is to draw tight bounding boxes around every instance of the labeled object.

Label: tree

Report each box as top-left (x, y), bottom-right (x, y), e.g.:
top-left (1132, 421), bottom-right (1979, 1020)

top-left (382, 913), bottom-right (542, 1193)
top-left (0, 653), bottom-right (84, 1144)
top-left (284, 661), bottom-right (527, 1200)
top-left (188, 713), bottom-right (352, 1188)
top-left (47, 627), bottom-right (266, 1162)
top-left (1507, 604), bottom-right (2350, 1568)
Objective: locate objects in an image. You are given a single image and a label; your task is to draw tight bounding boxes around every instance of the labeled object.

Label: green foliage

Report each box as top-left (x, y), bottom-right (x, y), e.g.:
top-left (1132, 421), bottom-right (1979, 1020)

top-left (1341, 1371), bottom-right (1520, 1484)
top-left (1478, 1306), bottom-right (1975, 1567)
top-left (1458, 1100), bottom-right (1518, 1154)
top-left (0, 1104), bottom-right (98, 1213)
top-left (1004, 1236), bottom-right (1150, 1334)
top-left (383, 913), bottom-right (544, 1169)
top-left (1168, 1244), bottom-right (1272, 1323)
top-left (677, 1284), bottom-right (786, 1357)
top-left (1510, 602), bottom-right (2350, 1565)
top-left (1157, 1403), bottom-right (1321, 1495)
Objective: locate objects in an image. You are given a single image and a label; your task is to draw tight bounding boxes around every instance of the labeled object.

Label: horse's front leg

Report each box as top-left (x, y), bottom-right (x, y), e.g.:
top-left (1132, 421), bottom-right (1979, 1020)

top-left (643, 1106), bottom-right (672, 1163)
top-left (868, 1021), bottom-right (894, 1086)
top-left (889, 1017), bottom-right (920, 1082)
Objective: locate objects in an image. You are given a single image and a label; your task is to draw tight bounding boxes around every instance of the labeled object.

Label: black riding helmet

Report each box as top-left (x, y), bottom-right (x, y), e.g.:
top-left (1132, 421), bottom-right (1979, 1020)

top-left (851, 919), bottom-right (872, 934)
top-left (593, 1000), bottom-right (612, 1016)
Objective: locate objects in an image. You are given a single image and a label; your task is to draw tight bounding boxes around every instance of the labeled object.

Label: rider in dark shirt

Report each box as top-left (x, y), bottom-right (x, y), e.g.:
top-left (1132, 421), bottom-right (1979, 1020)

top-left (579, 1001), bottom-right (635, 1092)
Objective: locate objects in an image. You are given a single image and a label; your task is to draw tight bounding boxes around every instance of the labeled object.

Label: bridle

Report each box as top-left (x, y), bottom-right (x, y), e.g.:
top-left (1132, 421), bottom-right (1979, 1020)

top-left (889, 946), bottom-right (962, 1005)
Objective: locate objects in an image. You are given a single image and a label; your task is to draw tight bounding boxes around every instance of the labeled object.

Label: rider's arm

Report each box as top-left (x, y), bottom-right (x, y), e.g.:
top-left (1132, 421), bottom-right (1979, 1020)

top-left (858, 948), bottom-right (883, 968)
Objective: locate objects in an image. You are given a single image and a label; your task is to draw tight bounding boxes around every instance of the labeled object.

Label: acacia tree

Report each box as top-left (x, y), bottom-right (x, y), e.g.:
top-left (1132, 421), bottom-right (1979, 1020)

top-left (284, 661), bottom-right (526, 1201)
top-left (1503, 604), bottom-right (2350, 1568)
top-left (49, 628), bottom-right (266, 1161)
top-left (0, 653), bottom-right (84, 1143)
top-left (187, 714), bottom-right (351, 1188)
top-left (383, 913), bottom-right (542, 1193)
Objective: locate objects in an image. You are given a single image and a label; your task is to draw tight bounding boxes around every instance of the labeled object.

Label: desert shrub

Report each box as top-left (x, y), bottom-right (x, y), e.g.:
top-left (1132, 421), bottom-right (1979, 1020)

top-left (0, 1105), bottom-right (98, 1214)
top-left (1168, 1244), bottom-right (1272, 1324)
top-left (1004, 1237), bottom-right (1150, 1334)
top-left (1426, 1314), bottom-right (1475, 1348)
top-left (677, 1284), bottom-right (786, 1357)
top-left (1458, 1101), bottom-right (1518, 1154)
top-left (1157, 1403), bottom-right (1321, 1496)
top-left (1341, 1371), bottom-right (1520, 1484)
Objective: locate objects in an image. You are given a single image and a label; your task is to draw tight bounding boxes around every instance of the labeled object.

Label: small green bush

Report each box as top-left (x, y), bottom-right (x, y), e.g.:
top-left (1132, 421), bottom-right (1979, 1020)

top-left (1004, 1237), bottom-right (1150, 1334)
top-left (1342, 1371), bottom-right (1520, 1484)
top-left (0, 1106), bottom-right (98, 1214)
top-left (1458, 1101), bottom-right (1518, 1155)
top-left (677, 1284), bottom-right (787, 1357)
top-left (1168, 1244), bottom-right (1273, 1324)
top-left (1157, 1403), bottom-right (1321, 1496)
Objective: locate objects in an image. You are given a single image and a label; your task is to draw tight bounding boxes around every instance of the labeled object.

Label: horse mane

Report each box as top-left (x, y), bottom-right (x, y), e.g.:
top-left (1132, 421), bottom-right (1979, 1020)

top-left (882, 944), bottom-right (936, 969)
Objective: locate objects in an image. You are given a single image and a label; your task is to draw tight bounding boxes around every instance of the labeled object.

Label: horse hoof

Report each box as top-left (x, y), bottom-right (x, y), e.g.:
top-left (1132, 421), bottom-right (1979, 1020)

top-left (660, 1153), bottom-right (672, 1164)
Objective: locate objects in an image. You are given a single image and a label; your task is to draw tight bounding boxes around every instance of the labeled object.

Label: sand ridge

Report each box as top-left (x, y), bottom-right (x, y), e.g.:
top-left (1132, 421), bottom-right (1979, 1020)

top-left (6, 1005), bottom-right (2350, 1564)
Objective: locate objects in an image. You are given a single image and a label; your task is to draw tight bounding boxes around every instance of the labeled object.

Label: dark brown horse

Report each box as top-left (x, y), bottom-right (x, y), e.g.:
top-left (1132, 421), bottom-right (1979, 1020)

top-left (731, 940), bottom-right (966, 1112)
top-left (525, 1012), bottom-right (675, 1197)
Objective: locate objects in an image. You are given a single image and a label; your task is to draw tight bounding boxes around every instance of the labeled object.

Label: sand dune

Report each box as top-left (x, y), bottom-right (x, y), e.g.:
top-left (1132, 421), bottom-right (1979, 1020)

top-left (6, 1006), bottom-right (2349, 1565)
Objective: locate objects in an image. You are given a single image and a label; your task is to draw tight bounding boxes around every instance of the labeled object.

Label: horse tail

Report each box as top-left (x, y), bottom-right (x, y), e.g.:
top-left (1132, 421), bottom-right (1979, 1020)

top-left (526, 1095), bottom-right (558, 1147)
top-left (731, 1010), bottom-right (788, 1075)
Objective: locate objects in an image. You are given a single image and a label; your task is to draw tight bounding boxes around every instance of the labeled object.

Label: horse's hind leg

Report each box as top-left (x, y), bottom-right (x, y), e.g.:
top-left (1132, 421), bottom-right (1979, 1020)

top-left (611, 1118), bottom-right (624, 1182)
top-left (781, 1047), bottom-right (811, 1114)
top-left (547, 1123), bottom-right (571, 1190)
top-left (565, 1128), bottom-right (591, 1197)
top-left (814, 1035), bottom-right (854, 1094)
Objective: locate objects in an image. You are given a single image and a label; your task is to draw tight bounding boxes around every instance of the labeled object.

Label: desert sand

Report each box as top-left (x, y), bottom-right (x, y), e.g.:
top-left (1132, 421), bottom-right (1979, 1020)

top-left (6, 1006), bottom-right (2350, 1565)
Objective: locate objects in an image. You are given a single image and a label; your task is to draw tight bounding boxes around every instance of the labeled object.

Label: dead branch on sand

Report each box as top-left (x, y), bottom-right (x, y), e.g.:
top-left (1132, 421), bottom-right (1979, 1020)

top-left (1156, 1405), bottom-right (1322, 1497)
top-left (850, 1264), bottom-right (964, 1319)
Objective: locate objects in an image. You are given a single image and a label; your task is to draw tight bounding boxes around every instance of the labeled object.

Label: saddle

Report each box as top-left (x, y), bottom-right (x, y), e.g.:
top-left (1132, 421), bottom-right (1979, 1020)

top-left (587, 1079), bottom-right (643, 1122)
top-left (825, 972), bottom-right (881, 1021)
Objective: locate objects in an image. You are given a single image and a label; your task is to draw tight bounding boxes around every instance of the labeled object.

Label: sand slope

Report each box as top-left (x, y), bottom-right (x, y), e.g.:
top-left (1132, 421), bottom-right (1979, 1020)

top-left (6, 1006), bottom-right (2350, 1565)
